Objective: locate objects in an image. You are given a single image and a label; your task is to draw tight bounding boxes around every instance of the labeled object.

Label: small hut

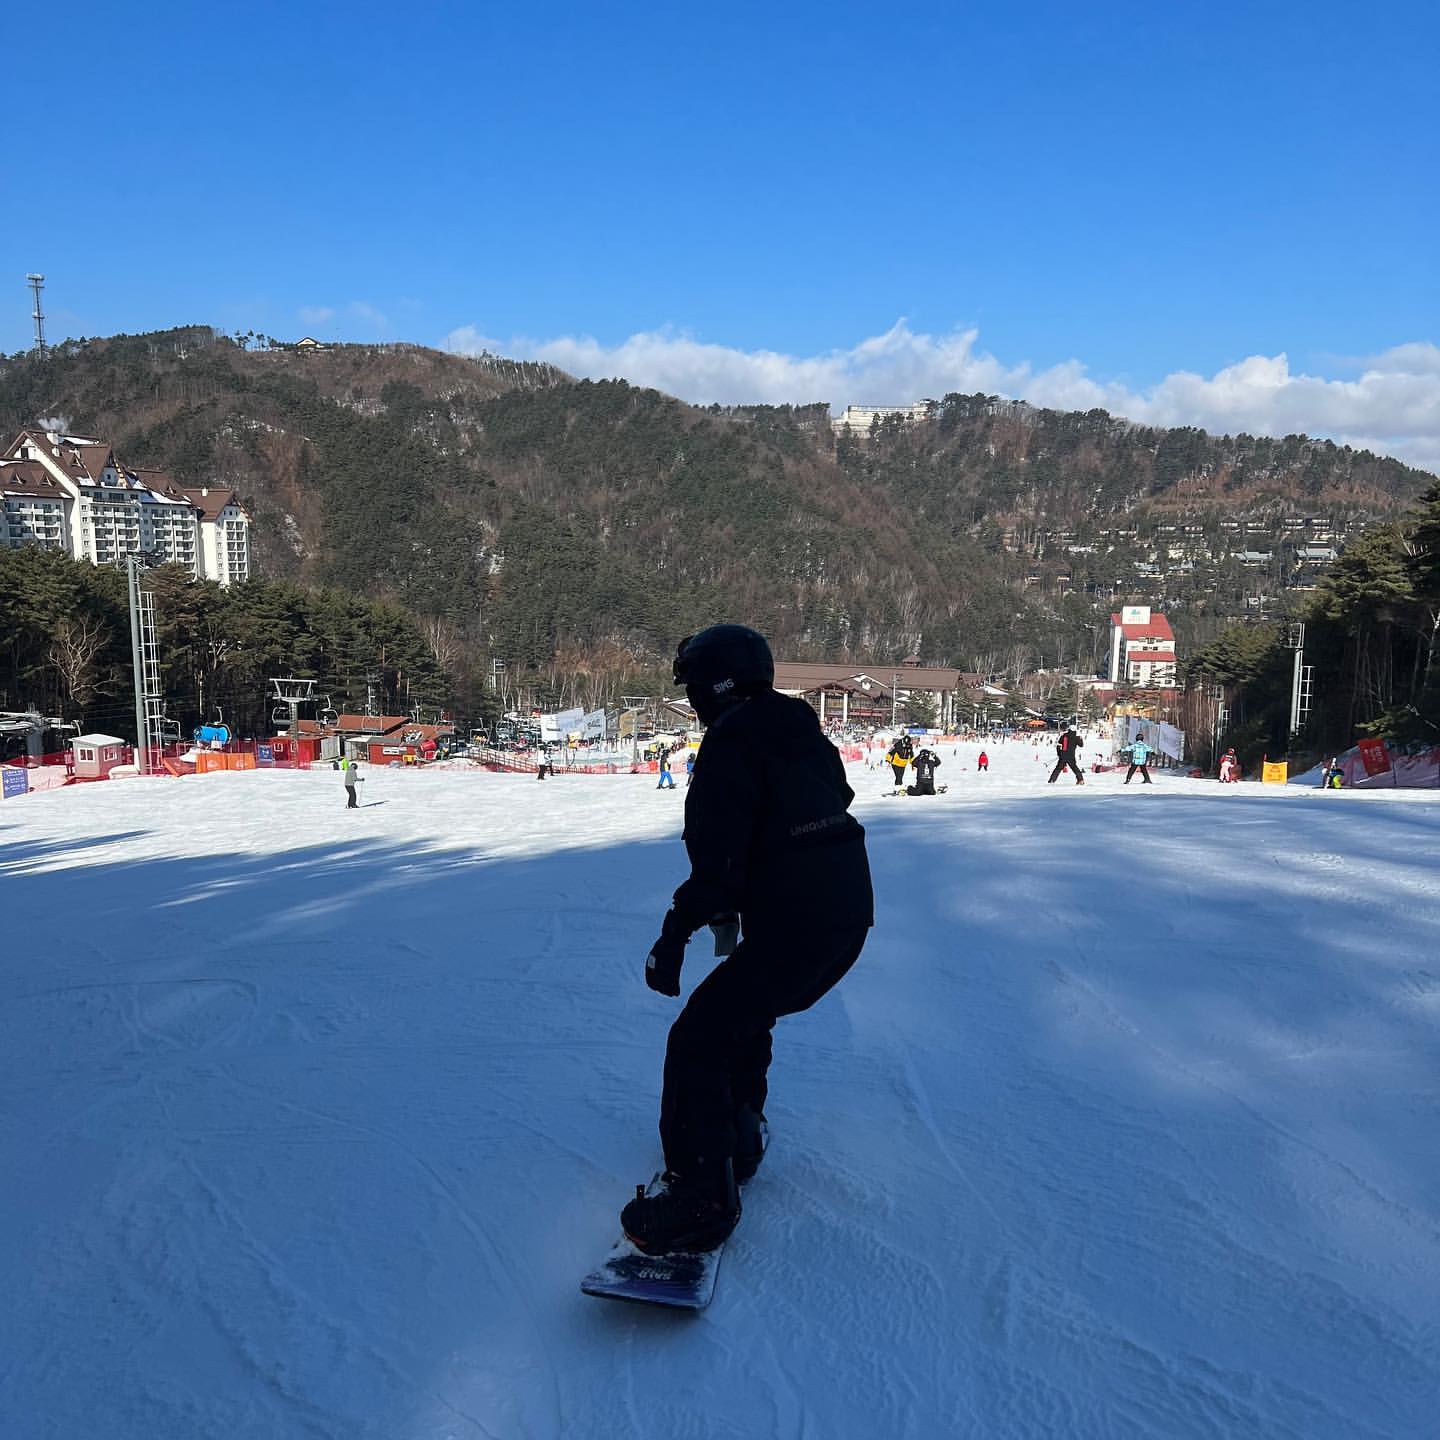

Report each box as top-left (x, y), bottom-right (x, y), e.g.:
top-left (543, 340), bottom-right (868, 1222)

top-left (71, 733), bottom-right (129, 779)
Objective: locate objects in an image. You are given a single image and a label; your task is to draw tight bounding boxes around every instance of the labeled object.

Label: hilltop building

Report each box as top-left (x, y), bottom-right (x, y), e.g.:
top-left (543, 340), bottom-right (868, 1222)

top-left (1, 428), bottom-right (250, 585)
top-left (832, 403), bottom-right (930, 438)
top-left (1108, 605), bottom-right (1177, 688)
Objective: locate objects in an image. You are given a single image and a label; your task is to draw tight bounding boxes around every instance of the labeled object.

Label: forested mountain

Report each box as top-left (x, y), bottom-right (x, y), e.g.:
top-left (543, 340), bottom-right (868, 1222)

top-left (1, 327), bottom-right (1433, 721)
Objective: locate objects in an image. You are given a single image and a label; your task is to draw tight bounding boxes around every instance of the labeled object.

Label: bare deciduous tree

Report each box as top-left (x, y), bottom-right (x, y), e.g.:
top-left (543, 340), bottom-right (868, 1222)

top-left (421, 616), bottom-right (462, 675)
top-left (49, 617), bottom-right (112, 718)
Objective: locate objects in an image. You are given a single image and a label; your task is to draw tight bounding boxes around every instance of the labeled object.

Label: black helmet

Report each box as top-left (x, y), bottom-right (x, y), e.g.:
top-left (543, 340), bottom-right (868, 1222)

top-left (673, 624), bottom-right (774, 723)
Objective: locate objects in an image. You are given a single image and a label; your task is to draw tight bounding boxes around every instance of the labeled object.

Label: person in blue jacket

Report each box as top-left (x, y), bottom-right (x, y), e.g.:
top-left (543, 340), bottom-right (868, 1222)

top-left (1125, 733), bottom-right (1153, 785)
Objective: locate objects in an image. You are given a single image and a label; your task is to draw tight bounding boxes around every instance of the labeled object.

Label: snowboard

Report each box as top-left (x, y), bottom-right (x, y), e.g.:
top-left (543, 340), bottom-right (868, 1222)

top-left (583, 1123), bottom-right (765, 1311)
top-left (581, 1174), bottom-right (726, 1311)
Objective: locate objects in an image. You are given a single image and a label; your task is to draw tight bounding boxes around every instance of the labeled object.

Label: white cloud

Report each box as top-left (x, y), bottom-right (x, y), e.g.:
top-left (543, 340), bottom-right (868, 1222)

top-left (297, 301), bottom-right (390, 335)
top-left (443, 321), bottom-right (1440, 474)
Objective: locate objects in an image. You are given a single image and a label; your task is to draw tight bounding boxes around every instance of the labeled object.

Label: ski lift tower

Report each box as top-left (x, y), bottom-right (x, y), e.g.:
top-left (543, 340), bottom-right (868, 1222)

top-left (269, 677), bottom-right (316, 736)
top-left (27, 274), bottom-right (47, 360)
top-left (124, 551), bottom-right (168, 774)
top-left (1283, 623), bottom-right (1313, 737)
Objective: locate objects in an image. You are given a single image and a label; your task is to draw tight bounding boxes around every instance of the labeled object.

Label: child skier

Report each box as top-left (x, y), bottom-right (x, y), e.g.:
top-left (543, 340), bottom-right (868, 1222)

top-left (1219, 748), bottom-right (1239, 783)
top-left (657, 747), bottom-right (676, 789)
top-left (1125, 734), bottom-right (1153, 785)
top-left (622, 624), bottom-right (873, 1255)
top-left (977, 749), bottom-right (989, 772)
top-left (342, 757), bottom-right (363, 808)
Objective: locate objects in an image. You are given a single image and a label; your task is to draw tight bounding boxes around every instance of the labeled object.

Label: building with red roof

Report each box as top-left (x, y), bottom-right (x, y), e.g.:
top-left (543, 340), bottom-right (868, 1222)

top-left (1108, 606), bottom-right (1177, 689)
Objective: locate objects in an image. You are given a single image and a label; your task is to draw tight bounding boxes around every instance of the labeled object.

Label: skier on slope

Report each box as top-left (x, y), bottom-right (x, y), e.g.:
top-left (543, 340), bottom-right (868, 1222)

top-left (343, 756), bottom-right (363, 808)
top-left (977, 749), bottom-right (989, 773)
top-left (621, 624), bottom-right (874, 1255)
top-left (1048, 727), bottom-right (1085, 785)
top-left (1124, 733), bottom-right (1154, 785)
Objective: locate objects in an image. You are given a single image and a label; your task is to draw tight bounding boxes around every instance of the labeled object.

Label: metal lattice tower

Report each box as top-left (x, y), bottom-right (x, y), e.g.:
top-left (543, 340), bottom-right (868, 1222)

top-left (1284, 622), bottom-right (1314, 735)
top-left (26, 274), bottom-right (46, 359)
top-left (139, 588), bottom-right (167, 764)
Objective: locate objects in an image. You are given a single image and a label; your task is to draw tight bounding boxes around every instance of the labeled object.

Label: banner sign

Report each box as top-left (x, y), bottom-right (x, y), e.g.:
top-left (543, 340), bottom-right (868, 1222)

top-left (582, 709), bottom-right (606, 740)
top-left (1262, 760), bottom-right (1289, 785)
top-left (1356, 738), bottom-right (1391, 777)
top-left (2, 766), bottom-right (29, 799)
top-left (539, 708), bottom-right (586, 742)
top-left (255, 745), bottom-right (274, 766)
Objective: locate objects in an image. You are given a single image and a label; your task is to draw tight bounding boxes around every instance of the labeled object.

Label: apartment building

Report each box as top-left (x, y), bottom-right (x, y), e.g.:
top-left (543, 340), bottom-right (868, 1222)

top-left (1, 429), bottom-right (250, 585)
top-left (1108, 605), bottom-right (1178, 689)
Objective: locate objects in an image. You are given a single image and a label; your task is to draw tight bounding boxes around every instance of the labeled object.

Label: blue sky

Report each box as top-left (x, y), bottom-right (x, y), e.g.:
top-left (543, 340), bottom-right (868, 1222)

top-left (4, 0), bottom-right (1438, 464)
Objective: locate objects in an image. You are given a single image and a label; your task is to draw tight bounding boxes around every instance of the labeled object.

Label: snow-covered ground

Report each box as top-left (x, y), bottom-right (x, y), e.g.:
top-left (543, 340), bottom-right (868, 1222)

top-left (2, 741), bottom-right (1437, 1439)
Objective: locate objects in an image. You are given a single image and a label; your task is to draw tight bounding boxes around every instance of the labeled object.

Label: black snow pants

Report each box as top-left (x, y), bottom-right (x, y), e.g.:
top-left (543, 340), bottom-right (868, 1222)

top-left (345, 786), bottom-right (358, 808)
top-left (890, 764), bottom-right (906, 786)
top-left (1125, 762), bottom-right (1151, 784)
top-left (1049, 754), bottom-right (1083, 783)
top-left (659, 926), bottom-right (868, 1177)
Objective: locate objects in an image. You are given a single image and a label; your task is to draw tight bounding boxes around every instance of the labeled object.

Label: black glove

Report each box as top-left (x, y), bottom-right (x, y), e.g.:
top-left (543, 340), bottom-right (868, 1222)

top-left (645, 908), bottom-right (690, 997)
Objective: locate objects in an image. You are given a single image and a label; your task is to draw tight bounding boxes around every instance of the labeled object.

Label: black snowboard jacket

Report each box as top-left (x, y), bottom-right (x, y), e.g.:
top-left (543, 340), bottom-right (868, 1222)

top-left (911, 752), bottom-right (940, 785)
top-left (671, 689), bottom-right (874, 941)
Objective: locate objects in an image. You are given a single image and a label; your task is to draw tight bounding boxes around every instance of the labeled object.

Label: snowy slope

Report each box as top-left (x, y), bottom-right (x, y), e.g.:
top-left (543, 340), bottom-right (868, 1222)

top-left (2, 744), bottom-right (1437, 1440)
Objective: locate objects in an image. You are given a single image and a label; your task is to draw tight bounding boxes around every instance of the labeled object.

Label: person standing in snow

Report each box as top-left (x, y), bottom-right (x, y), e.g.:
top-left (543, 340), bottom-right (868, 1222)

top-left (1125, 733), bottom-right (1153, 785)
top-left (1219, 748), bottom-right (1239, 783)
top-left (657, 746), bottom-right (677, 790)
top-left (885, 734), bottom-right (914, 792)
top-left (621, 624), bottom-right (873, 1256)
top-left (1048, 727), bottom-right (1085, 785)
top-left (343, 756), bottom-right (363, 808)
top-left (977, 749), bottom-right (989, 773)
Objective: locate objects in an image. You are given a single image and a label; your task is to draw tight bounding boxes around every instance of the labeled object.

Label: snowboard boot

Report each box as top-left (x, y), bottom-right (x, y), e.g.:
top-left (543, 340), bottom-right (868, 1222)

top-left (733, 1105), bottom-right (769, 1185)
top-left (621, 1159), bottom-right (740, 1255)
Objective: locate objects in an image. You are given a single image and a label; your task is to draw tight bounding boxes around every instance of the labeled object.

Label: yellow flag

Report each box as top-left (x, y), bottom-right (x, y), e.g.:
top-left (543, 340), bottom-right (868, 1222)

top-left (1262, 760), bottom-right (1289, 785)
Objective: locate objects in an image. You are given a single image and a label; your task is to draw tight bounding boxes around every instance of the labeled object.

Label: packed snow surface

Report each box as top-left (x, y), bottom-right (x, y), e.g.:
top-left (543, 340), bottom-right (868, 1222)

top-left (2, 742), bottom-right (1437, 1439)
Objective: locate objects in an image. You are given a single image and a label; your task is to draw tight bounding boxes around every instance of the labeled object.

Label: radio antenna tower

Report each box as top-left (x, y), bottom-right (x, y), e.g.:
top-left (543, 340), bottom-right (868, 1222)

top-left (26, 274), bottom-right (47, 359)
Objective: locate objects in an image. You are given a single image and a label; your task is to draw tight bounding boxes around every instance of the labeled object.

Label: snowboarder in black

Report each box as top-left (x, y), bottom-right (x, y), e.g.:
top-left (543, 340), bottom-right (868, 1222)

top-left (621, 624), bottom-right (874, 1255)
top-left (1048, 727), bottom-right (1085, 784)
top-left (907, 748), bottom-right (941, 795)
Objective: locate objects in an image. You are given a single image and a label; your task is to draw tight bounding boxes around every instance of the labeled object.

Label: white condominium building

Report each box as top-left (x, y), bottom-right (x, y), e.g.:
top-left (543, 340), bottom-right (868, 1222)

top-left (1, 428), bottom-right (251, 585)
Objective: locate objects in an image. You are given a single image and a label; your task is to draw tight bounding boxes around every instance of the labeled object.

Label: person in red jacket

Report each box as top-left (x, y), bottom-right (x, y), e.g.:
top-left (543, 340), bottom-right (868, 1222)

top-left (977, 749), bottom-right (989, 772)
